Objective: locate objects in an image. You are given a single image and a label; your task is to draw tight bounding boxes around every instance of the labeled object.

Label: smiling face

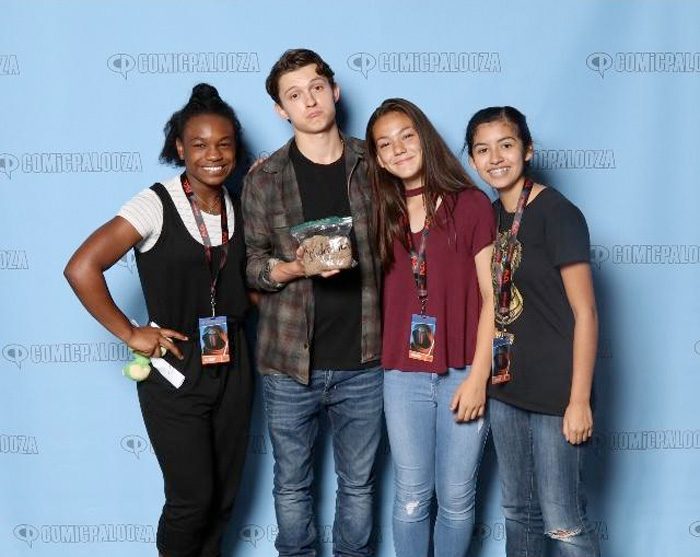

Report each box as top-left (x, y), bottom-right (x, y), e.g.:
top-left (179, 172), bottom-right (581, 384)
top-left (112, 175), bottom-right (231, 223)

top-left (468, 119), bottom-right (533, 194)
top-left (274, 63), bottom-right (339, 135)
top-left (372, 110), bottom-right (424, 190)
top-left (175, 113), bottom-right (236, 192)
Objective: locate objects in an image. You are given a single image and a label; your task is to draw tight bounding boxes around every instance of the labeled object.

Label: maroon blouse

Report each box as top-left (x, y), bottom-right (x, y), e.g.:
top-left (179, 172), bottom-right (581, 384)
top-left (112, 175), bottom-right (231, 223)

top-left (381, 188), bottom-right (495, 373)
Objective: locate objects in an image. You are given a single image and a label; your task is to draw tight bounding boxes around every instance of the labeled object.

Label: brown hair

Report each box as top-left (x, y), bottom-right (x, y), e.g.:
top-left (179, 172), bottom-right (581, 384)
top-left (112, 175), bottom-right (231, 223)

top-left (365, 98), bottom-right (476, 270)
top-left (265, 49), bottom-right (335, 104)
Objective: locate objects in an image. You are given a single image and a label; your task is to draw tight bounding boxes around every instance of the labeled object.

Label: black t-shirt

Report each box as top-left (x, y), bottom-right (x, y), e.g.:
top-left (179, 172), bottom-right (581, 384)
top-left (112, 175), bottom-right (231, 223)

top-left (488, 187), bottom-right (590, 415)
top-left (290, 141), bottom-right (364, 370)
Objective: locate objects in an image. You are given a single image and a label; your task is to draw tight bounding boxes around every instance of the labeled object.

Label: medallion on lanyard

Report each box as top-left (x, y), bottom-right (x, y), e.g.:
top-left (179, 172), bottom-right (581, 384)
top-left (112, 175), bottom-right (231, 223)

top-left (181, 173), bottom-right (231, 365)
top-left (406, 215), bottom-right (437, 362)
top-left (491, 180), bottom-right (532, 384)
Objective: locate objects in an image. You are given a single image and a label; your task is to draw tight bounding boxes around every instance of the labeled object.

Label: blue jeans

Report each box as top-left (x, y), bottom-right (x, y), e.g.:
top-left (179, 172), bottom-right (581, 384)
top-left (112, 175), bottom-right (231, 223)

top-left (490, 398), bottom-right (600, 557)
top-left (263, 366), bottom-right (384, 557)
top-left (383, 367), bottom-right (489, 557)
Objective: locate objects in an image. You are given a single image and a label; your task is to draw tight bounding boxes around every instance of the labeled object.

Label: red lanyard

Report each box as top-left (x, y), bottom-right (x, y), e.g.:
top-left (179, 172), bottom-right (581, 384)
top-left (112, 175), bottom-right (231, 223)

top-left (180, 173), bottom-right (229, 316)
top-left (405, 216), bottom-right (432, 315)
top-left (494, 179), bottom-right (533, 326)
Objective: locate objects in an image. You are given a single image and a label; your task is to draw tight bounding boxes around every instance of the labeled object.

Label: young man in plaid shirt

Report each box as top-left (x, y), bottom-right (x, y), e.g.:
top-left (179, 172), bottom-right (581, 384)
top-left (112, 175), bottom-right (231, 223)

top-left (242, 49), bottom-right (383, 557)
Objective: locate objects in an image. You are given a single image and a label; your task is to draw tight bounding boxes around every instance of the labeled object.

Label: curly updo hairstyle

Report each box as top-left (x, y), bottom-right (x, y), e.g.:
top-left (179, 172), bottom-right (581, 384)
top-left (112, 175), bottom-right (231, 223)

top-left (160, 83), bottom-right (242, 166)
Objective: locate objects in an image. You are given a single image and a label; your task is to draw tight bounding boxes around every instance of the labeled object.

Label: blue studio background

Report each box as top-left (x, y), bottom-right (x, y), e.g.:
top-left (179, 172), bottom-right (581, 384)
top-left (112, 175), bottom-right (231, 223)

top-left (2, 1), bottom-right (699, 556)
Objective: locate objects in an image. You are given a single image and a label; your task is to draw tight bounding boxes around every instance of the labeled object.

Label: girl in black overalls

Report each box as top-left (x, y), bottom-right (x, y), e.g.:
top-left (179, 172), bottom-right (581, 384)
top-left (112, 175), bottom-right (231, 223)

top-left (65, 84), bottom-right (252, 557)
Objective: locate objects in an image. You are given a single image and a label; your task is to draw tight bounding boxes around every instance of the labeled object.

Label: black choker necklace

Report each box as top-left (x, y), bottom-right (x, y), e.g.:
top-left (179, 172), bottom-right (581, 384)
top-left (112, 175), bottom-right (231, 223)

top-left (404, 187), bottom-right (424, 198)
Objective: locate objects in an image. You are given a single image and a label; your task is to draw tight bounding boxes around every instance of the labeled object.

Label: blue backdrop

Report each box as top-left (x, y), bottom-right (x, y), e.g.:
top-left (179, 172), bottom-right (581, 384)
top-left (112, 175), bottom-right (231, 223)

top-left (2, 1), bottom-right (699, 556)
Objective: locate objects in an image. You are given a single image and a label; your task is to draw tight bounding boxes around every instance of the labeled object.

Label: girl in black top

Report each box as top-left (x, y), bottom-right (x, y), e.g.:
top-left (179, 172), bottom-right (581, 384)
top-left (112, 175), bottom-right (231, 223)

top-left (64, 84), bottom-right (252, 557)
top-left (465, 107), bottom-right (600, 557)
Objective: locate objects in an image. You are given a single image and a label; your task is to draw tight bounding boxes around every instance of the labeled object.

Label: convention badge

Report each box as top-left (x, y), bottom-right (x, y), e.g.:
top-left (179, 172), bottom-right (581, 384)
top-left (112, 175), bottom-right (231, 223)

top-left (491, 331), bottom-right (514, 385)
top-left (408, 314), bottom-right (437, 362)
top-left (198, 316), bottom-right (230, 365)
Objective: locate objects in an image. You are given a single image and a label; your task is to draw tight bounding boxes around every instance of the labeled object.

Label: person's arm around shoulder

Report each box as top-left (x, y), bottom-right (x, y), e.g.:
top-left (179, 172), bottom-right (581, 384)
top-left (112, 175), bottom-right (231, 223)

top-left (561, 262), bottom-right (597, 445)
top-left (64, 217), bottom-right (187, 358)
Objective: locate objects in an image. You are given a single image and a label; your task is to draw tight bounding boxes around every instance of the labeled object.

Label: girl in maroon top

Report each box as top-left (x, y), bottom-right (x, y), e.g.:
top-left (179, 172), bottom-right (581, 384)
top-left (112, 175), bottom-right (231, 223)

top-left (366, 98), bottom-right (495, 557)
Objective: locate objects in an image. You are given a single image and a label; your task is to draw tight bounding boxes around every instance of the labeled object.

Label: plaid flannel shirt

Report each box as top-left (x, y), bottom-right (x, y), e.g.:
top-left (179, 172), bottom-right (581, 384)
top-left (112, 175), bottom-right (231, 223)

top-left (242, 136), bottom-right (382, 384)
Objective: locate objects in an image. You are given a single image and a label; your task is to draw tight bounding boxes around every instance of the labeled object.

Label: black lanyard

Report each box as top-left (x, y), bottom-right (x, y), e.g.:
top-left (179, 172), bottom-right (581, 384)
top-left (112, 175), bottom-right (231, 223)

top-left (494, 179), bottom-right (533, 327)
top-left (180, 173), bottom-right (229, 316)
top-left (405, 216), bottom-right (432, 315)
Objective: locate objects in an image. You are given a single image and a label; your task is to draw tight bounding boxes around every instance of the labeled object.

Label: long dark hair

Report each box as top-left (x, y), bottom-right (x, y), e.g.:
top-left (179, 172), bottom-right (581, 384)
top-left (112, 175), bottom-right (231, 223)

top-left (365, 98), bottom-right (476, 270)
top-left (160, 83), bottom-right (242, 166)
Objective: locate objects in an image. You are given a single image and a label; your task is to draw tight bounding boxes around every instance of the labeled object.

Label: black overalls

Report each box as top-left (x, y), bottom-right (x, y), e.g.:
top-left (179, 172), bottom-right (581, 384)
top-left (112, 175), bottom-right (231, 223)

top-left (135, 183), bottom-right (252, 557)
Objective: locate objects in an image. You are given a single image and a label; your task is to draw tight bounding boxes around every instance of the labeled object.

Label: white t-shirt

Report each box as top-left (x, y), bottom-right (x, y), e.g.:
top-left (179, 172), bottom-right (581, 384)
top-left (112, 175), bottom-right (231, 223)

top-left (117, 175), bottom-right (236, 252)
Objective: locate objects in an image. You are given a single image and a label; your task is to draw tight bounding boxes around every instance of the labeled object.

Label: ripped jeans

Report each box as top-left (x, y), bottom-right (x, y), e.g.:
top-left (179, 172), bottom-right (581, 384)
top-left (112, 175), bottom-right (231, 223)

top-left (383, 368), bottom-right (489, 557)
top-left (490, 398), bottom-right (600, 557)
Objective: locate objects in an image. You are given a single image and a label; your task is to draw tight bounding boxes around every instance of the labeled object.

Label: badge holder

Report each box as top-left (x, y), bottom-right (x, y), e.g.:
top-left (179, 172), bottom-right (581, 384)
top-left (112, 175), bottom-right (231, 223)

top-left (408, 314), bottom-right (437, 363)
top-left (199, 315), bottom-right (230, 365)
top-left (491, 331), bottom-right (513, 384)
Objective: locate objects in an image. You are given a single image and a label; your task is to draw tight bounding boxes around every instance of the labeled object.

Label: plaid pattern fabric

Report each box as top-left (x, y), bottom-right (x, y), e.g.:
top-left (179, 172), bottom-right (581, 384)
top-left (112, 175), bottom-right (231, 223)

top-left (242, 136), bottom-right (382, 384)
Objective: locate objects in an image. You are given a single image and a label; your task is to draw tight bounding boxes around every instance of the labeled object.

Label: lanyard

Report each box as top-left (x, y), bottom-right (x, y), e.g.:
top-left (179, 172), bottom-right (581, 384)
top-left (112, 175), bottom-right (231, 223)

top-left (180, 173), bottom-right (229, 316)
top-left (494, 179), bottom-right (533, 327)
top-left (405, 216), bottom-right (432, 315)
